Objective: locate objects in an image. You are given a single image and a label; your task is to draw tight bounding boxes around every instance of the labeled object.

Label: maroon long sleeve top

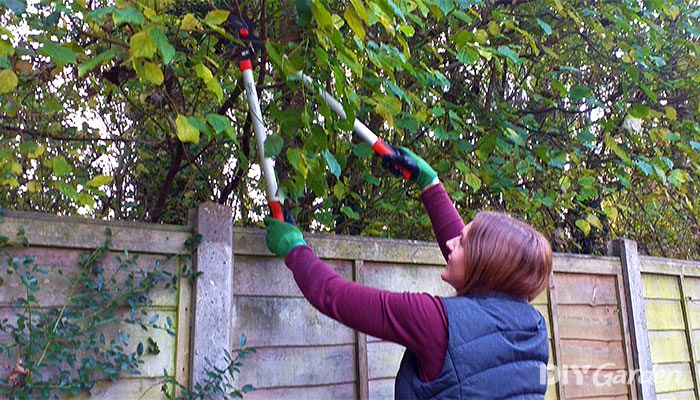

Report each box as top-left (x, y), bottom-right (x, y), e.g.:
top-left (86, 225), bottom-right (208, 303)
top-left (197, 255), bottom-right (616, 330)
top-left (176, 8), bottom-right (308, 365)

top-left (284, 182), bottom-right (465, 382)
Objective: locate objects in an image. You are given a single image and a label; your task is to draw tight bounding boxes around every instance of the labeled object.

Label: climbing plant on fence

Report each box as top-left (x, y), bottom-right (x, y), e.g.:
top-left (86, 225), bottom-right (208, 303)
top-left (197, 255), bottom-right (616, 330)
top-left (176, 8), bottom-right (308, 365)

top-left (0, 0), bottom-right (698, 257)
top-left (0, 209), bottom-right (254, 398)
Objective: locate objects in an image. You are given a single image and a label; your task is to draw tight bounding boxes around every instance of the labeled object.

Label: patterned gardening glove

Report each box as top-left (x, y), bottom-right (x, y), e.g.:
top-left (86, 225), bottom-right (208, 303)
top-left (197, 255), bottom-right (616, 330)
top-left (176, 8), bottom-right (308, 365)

top-left (382, 146), bottom-right (438, 191)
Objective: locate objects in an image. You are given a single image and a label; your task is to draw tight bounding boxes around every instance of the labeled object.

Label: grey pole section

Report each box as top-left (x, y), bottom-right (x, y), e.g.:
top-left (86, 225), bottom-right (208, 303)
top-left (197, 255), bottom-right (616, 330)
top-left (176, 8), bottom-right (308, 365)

top-left (609, 239), bottom-right (657, 399)
top-left (189, 202), bottom-right (234, 392)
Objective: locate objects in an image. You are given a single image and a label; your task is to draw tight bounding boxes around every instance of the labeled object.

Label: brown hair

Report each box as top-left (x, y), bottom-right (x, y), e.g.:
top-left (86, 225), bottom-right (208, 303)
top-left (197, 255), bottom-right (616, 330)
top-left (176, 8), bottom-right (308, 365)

top-left (456, 211), bottom-right (553, 301)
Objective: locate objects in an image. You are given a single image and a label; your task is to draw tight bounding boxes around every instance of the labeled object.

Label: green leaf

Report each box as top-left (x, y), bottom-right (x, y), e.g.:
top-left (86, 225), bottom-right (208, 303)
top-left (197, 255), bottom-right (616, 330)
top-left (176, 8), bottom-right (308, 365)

top-left (149, 28), bottom-right (175, 64)
top-left (264, 135), bottom-right (284, 157)
top-left (87, 175), bottom-right (113, 188)
top-left (175, 114), bottom-right (200, 144)
top-left (0, 69), bottom-right (18, 94)
top-left (130, 30), bottom-right (157, 59)
top-left (51, 156), bottom-right (72, 177)
top-left (536, 18), bottom-right (552, 35)
top-left (605, 134), bottom-right (631, 163)
top-left (204, 9), bottom-right (229, 25)
top-left (287, 148), bottom-right (307, 177)
top-left (457, 45), bottom-right (480, 65)
top-left (0, 40), bottom-right (13, 57)
top-left (78, 49), bottom-right (115, 77)
top-left (296, 0), bottom-right (312, 26)
top-left (311, 0), bottom-right (334, 29)
top-left (0, 0), bottom-right (26, 15)
top-left (353, 142), bottom-right (372, 157)
top-left (629, 103), bottom-right (649, 119)
top-left (504, 127), bottom-right (525, 147)
top-left (323, 149), bottom-right (341, 178)
top-left (340, 206), bottom-right (359, 220)
top-left (668, 169), bottom-right (689, 187)
top-left (39, 42), bottom-right (77, 65)
top-left (207, 113), bottom-right (234, 138)
top-left (113, 7), bottom-right (144, 25)
top-left (575, 219), bottom-right (591, 236)
top-left (496, 46), bottom-right (520, 64)
top-left (569, 84), bottom-right (593, 101)
top-left (435, 0), bottom-right (455, 15)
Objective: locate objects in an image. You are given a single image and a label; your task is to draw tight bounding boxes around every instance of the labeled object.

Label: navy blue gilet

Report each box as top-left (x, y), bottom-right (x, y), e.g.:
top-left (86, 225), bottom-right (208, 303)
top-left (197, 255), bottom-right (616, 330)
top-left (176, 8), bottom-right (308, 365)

top-left (394, 293), bottom-right (549, 399)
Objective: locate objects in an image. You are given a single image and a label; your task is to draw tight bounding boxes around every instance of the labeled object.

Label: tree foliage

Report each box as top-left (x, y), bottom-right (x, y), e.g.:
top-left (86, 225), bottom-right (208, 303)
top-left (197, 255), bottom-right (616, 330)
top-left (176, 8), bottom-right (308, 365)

top-left (1, 0), bottom-right (699, 258)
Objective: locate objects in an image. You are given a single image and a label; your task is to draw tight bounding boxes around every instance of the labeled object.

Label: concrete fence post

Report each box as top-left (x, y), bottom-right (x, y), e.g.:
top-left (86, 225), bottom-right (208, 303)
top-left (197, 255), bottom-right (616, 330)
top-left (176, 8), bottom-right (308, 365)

top-left (188, 202), bottom-right (234, 392)
top-left (608, 238), bottom-right (657, 399)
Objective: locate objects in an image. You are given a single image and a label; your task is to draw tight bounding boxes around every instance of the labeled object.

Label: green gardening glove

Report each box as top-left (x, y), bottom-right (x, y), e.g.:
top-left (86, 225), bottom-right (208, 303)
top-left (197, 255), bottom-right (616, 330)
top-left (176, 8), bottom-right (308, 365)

top-left (382, 146), bottom-right (438, 190)
top-left (264, 216), bottom-right (307, 257)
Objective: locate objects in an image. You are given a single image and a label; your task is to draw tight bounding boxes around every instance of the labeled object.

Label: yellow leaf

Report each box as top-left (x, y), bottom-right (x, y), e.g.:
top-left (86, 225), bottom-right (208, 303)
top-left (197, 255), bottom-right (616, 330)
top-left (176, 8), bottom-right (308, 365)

top-left (0, 69), bottom-right (18, 94)
top-left (115, 0), bottom-right (132, 8)
top-left (10, 161), bottom-right (22, 175)
top-left (586, 214), bottom-right (603, 230)
top-left (180, 13), bottom-right (202, 31)
top-left (134, 59), bottom-right (164, 85)
top-left (665, 106), bottom-right (677, 121)
top-left (129, 31), bottom-right (156, 59)
top-left (28, 145), bottom-right (45, 158)
top-left (204, 9), bottom-right (229, 25)
top-left (27, 181), bottom-right (41, 193)
top-left (175, 114), bottom-right (200, 144)
top-left (344, 7), bottom-right (365, 40)
top-left (86, 175), bottom-right (113, 188)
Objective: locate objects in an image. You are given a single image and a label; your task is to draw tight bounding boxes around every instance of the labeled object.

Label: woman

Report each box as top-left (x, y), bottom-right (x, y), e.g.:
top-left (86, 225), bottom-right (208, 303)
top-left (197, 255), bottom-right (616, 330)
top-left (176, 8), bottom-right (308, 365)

top-left (264, 147), bottom-right (553, 399)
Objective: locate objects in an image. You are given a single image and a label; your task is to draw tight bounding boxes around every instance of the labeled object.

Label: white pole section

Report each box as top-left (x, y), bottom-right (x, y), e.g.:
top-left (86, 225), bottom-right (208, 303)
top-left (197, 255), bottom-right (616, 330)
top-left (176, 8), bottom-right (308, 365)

top-left (242, 68), bottom-right (279, 202)
top-left (294, 70), bottom-right (380, 147)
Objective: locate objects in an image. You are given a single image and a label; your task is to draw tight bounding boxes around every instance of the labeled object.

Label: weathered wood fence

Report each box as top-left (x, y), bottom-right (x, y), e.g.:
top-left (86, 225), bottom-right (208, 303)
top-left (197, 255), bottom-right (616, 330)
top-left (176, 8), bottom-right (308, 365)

top-left (2, 203), bottom-right (699, 399)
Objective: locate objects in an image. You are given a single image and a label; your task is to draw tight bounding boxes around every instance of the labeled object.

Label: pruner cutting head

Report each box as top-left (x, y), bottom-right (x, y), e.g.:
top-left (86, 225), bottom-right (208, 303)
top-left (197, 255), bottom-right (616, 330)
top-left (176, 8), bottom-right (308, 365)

top-left (225, 15), bottom-right (263, 62)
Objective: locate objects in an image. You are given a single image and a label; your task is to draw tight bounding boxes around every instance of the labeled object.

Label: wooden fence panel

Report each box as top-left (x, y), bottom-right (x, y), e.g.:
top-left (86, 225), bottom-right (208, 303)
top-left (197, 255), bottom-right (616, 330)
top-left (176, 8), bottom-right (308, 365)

top-left (0, 211), bottom-right (192, 399)
top-left (552, 269), bottom-right (631, 399)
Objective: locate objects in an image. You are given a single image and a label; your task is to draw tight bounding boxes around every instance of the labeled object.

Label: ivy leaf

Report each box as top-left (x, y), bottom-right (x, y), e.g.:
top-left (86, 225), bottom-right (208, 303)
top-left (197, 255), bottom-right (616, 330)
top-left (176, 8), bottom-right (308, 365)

top-left (39, 42), bottom-right (77, 65)
top-left (51, 156), bottom-right (72, 177)
top-left (536, 18), bottom-right (552, 35)
top-left (323, 149), bottom-right (341, 178)
top-left (78, 49), bottom-right (115, 77)
top-left (204, 9), bottom-right (229, 25)
top-left (175, 114), bottom-right (200, 144)
top-left (113, 7), bottom-right (144, 25)
top-left (86, 175), bottom-right (113, 188)
top-left (0, 69), bottom-right (18, 94)
top-left (149, 28), bottom-right (175, 64)
top-left (130, 30), bottom-right (157, 59)
top-left (264, 135), bottom-right (284, 158)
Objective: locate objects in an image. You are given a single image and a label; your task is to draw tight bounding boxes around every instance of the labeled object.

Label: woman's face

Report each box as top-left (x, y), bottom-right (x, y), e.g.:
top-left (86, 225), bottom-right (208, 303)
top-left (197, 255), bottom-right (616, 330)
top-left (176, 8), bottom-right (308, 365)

top-left (442, 223), bottom-right (471, 289)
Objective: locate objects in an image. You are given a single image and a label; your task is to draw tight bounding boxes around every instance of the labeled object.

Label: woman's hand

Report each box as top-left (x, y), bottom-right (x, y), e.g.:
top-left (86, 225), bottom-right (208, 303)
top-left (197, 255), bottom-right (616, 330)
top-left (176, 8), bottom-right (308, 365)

top-left (264, 214), bottom-right (307, 257)
top-left (382, 146), bottom-right (438, 190)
